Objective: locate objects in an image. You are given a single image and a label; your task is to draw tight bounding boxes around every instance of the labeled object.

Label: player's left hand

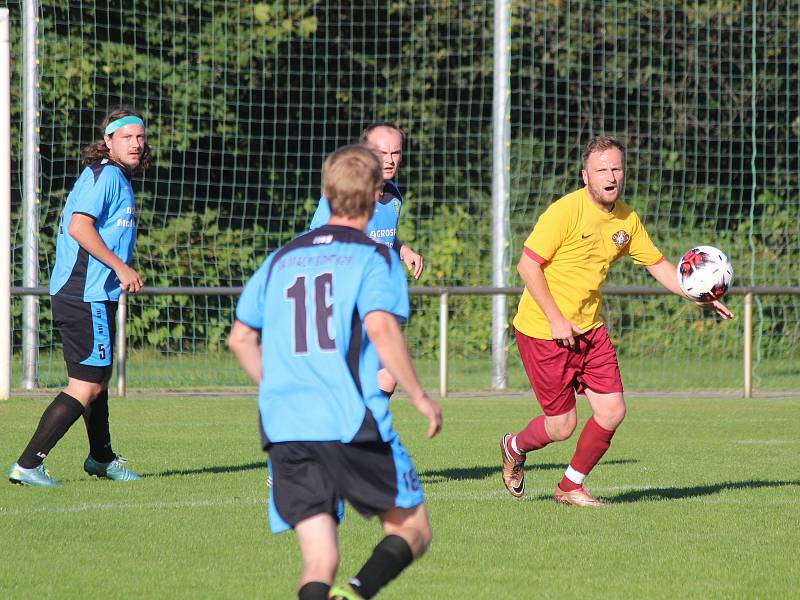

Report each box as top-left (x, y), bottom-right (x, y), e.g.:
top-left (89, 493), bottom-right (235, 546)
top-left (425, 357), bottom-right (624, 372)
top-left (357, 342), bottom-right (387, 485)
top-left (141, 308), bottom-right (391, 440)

top-left (697, 299), bottom-right (734, 320)
top-left (400, 246), bottom-right (424, 280)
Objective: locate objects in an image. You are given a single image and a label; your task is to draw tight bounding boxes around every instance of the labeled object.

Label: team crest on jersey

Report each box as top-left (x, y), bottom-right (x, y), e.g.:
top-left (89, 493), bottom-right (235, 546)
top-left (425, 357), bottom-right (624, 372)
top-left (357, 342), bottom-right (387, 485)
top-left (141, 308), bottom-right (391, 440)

top-left (393, 199), bottom-right (401, 217)
top-left (611, 230), bottom-right (630, 248)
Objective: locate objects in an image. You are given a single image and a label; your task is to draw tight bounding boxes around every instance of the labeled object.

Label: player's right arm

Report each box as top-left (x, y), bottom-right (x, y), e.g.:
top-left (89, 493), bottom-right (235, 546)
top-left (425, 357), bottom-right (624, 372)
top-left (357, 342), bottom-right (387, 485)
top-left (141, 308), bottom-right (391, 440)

top-left (364, 310), bottom-right (442, 439)
top-left (229, 258), bottom-right (270, 384)
top-left (227, 320), bottom-right (262, 384)
top-left (68, 213), bottom-right (143, 293)
top-left (517, 251), bottom-right (583, 347)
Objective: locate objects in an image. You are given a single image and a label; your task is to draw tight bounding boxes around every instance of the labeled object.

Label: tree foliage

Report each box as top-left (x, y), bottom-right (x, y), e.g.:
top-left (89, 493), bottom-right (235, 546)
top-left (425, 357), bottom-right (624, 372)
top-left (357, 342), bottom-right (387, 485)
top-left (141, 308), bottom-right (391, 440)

top-left (6, 1), bottom-right (798, 353)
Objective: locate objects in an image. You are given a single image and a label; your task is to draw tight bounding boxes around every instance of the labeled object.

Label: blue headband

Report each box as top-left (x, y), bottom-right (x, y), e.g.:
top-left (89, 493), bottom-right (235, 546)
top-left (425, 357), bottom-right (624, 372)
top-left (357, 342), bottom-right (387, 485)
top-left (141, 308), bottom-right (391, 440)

top-left (104, 115), bottom-right (145, 136)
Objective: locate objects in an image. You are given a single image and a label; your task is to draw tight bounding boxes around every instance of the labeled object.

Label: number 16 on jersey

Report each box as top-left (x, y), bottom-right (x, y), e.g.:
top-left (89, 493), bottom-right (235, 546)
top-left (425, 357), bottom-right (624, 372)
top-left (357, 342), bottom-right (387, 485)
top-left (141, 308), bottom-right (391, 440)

top-left (285, 272), bottom-right (336, 354)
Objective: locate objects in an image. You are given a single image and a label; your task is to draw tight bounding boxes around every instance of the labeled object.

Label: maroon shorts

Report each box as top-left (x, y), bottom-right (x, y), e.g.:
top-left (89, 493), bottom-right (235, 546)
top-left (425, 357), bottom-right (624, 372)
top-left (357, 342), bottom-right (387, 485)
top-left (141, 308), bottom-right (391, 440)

top-left (515, 325), bottom-right (623, 416)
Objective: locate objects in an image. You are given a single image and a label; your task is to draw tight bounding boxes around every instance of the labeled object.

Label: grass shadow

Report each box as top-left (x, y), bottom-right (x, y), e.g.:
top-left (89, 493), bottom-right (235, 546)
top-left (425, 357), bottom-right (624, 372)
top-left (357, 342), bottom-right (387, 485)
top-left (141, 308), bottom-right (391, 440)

top-left (420, 458), bottom-right (638, 484)
top-left (146, 461), bottom-right (265, 478)
top-left (610, 479), bottom-right (800, 503)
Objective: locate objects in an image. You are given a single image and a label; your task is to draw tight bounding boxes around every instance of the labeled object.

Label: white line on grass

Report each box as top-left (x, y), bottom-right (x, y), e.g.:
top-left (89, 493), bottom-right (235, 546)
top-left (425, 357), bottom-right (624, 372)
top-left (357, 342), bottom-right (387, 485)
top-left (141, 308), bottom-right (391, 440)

top-left (0, 496), bottom-right (265, 517)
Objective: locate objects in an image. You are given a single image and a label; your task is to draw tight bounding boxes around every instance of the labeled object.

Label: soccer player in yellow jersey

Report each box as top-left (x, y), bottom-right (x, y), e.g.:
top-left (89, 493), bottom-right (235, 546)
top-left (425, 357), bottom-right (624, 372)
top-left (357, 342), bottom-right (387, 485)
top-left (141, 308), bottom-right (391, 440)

top-left (500, 136), bottom-right (733, 507)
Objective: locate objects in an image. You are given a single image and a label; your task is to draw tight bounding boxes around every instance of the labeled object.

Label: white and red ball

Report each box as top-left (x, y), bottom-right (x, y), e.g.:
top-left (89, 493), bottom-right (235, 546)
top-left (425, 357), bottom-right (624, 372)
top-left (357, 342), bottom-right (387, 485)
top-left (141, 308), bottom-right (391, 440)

top-left (676, 245), bottom-right (733, 302)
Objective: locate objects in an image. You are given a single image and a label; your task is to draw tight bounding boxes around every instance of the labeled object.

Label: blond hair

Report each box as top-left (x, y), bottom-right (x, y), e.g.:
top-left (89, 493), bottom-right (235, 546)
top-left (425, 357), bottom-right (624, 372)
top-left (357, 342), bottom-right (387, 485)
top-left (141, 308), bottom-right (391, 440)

top-left (322, 145), bottom-right (383, 218)
top-left (581, 136), bottom-right (625, 167)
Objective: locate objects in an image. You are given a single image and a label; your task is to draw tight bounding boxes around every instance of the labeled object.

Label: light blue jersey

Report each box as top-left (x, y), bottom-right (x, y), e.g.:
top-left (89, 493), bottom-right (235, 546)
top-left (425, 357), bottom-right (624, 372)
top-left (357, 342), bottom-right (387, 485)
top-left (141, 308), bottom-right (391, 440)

top-left (49, 160), bottom-right (136, 301)
top-left (236, 225), bottom-right (410, 446)
top-left (309, 180), bottom-right (403, 248)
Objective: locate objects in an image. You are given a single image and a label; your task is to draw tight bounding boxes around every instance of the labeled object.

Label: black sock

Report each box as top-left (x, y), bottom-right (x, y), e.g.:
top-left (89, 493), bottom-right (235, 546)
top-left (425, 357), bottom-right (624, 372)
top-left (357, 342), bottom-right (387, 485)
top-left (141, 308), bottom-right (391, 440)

top-left (379, 388), bottom-right (394, 400)
top-left (84, 388), bottom-right (115, 463)
top-left (298, 581), bottom-right (330, 600)
top-left (17, 392), bottom-right (85, 469)
top-left (349, 535), bottom-right (414, 599)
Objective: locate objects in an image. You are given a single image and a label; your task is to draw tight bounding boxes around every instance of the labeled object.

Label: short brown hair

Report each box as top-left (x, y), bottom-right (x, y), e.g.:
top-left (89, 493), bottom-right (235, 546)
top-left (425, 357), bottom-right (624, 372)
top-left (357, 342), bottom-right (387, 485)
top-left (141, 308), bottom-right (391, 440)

top-left (581, 136), bottom-right (625, 166)
top-left (359, 122), bottom-right (406, 148)
top-left (322, 145), bottom-right (383, 218)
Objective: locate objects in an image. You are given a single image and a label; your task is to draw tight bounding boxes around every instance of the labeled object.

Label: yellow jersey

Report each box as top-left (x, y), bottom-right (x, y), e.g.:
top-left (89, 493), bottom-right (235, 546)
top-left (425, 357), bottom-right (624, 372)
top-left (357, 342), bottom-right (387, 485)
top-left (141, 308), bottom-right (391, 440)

top-left (513, 187), bottom-right (663, 340)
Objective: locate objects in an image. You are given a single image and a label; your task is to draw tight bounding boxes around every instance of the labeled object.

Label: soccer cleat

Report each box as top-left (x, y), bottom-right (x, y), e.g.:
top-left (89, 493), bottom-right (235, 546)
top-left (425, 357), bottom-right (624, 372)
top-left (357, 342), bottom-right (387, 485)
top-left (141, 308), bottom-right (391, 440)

top-left (329, 586), bottom-right (364, 600)
top-left (553, 484), bottom-right (607, 507)
top-left (8, 462), bottom-right (62, 487)
top-left (83, 455), bottom-right (141, 481)
top-left (500, 433), bottom-right (525, 498)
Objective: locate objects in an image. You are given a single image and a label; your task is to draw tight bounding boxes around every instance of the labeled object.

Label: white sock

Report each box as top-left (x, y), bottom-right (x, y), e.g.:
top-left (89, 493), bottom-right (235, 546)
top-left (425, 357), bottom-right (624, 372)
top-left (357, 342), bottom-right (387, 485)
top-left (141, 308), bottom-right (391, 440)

top-left (565, 465), bottom-right (586, 485)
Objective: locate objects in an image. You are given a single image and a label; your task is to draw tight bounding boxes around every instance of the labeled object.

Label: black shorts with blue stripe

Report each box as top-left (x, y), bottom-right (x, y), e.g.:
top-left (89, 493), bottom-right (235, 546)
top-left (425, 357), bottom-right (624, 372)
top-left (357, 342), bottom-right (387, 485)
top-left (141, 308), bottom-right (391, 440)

top-left (51, 294), bottom-right (116, 383)
top-left (267, 437), bottom-right (424, 534)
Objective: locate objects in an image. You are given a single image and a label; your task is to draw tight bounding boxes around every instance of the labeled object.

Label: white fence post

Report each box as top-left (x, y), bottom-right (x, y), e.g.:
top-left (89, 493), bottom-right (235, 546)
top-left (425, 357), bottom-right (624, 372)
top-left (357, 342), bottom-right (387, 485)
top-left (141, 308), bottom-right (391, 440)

top-left (439, 291), bottom-right (448, 398)
top-left (20, 0), bottom-right (40, 389)
top-left (491, 0), bottom-right (510, 390)
top-left (116, 292), bottom-right (127, 397)
top-left (0, 8), bottom-right (10, 400)
top-left (743, 291), bottom-right (752, 398)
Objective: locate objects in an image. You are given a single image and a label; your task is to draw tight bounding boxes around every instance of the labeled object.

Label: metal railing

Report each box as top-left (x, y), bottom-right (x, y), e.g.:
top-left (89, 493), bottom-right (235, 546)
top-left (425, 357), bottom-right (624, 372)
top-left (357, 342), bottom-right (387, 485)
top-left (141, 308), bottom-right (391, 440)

top-left (8, 285), bottom-right (800, 398)
top-left (406, 285), bottom-right (798, 398)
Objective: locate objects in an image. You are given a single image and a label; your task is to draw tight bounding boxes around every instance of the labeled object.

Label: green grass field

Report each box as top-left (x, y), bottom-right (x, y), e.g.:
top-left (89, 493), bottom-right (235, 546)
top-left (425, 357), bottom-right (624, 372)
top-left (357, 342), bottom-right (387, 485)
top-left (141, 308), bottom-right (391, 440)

top-left (1, 393), bottom-right (798, 599)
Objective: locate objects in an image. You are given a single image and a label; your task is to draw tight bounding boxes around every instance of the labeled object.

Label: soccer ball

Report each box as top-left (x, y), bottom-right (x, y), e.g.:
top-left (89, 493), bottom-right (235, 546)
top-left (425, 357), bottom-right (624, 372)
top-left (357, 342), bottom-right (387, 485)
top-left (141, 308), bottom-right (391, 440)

top-left (676, 245), bottom-right (733, 302)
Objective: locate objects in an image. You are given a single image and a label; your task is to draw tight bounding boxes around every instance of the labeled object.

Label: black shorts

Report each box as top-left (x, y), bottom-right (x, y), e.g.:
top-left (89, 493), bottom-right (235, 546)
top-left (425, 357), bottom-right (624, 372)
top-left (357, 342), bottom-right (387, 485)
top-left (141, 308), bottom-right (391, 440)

top-left (267, 437), bottom-right (424, 534)
top-left (51, 294), bottom-right (116, 383)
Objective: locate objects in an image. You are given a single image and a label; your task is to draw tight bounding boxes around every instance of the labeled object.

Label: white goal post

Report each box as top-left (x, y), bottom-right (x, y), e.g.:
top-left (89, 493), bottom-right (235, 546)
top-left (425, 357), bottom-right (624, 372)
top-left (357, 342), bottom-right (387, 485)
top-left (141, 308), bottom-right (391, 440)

top-left (0, 8), bottom-right (11, 400)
